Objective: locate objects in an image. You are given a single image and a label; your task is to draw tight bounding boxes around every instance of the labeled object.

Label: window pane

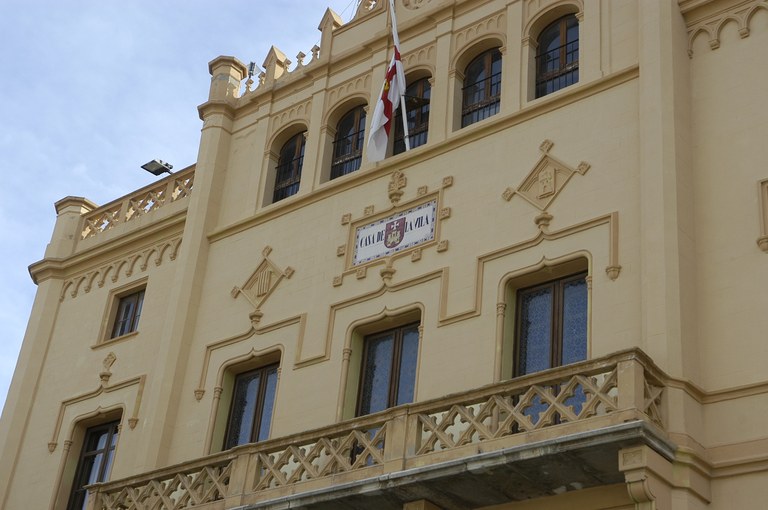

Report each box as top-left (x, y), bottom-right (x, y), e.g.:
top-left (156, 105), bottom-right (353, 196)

top-left (561, 277), bottom-right (588, 365)
top-left (256, 367), bottom-right (278, 442)
top-left (226, 371), bottom-right (261, 449)
top-left (518, 287), bottom-right (553, 375)
top-left (395, 326), bottom-right (419, 406)
top-left (359, 334), bottom-right (394, 415)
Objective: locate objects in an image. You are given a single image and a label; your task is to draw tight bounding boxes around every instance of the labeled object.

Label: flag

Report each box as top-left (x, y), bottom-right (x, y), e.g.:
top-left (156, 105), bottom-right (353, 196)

top-left (367, 0), bottom-right (406, 162)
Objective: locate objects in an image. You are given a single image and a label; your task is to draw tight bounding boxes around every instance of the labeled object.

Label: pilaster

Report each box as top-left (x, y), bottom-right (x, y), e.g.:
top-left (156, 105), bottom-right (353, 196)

top-left (429, 15), bottom-right (455, 143)
top-left (637, 0), bottom-right (696, 381)
top-left (138, 56), bottom-right (245, 467)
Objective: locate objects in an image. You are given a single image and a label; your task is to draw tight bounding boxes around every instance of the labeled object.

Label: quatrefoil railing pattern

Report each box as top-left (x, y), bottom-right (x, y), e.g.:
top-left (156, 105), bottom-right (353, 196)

top-left (252, 424), bottom-right (387, 490)
top-left (98, 461), bottom-right (232, 510)
top-left (414, 370), bottom-right (619, 455)
top-left (80, 166), bottom-right (195, 240)
top-left (88, 349), bottom-right (666, 510)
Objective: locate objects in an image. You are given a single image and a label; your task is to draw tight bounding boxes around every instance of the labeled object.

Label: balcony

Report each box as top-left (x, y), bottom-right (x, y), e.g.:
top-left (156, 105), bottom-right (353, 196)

top-left (87, 349), bottom-right (672, 510)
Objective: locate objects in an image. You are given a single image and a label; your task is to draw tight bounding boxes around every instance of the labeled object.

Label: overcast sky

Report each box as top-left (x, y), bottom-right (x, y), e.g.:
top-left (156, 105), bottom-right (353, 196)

top-left (0, 0), bottom-right (359, 414)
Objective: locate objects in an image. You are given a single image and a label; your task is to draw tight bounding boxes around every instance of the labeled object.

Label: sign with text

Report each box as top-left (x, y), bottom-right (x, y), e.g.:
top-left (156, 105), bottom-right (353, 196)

top-left (353, 200), bottom-right (437, 265)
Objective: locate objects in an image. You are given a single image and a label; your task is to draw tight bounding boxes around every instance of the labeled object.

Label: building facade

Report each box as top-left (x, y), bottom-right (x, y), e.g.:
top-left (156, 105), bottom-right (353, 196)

top-left (1, 0), bottom-right (767, 508)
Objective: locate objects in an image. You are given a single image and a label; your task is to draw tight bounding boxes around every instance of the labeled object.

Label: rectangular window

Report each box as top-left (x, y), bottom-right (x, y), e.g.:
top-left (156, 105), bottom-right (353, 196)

top-left (110, 288), bottom-right (145, 339)
top-left (356, 322), bottom-right (419, 416)
top-left (67, 421), bottom-right (120, 510)
top-left (515, 272), bottom-right (587, 376)
top-left (223, 364), bottom-right (278, 450)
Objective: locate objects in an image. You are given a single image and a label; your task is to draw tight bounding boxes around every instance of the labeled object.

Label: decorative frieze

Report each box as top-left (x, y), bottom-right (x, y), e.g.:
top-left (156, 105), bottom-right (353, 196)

top-left (686, 1), bottom-right (768, 57)
top-left (60, 235), bottom-right (182, 301)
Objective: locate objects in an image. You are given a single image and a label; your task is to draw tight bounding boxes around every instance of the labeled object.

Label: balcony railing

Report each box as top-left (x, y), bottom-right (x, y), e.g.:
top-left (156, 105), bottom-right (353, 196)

top-left (86, 349), bottom-right (667, 510)
top-left (79, 166), bottom-right (195, 241)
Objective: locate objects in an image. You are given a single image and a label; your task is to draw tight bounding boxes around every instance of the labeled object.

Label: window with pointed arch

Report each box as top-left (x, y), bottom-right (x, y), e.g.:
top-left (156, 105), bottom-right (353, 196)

top-left (461, 48), bottom-right (502, 128)
top-left (393, 77), bottom-right (431, 155)
top-left (331, 106), bottom-right (366, 179)
top-left (535, 14), bottom-right (579, 98)
top-left (273, 131), bottom-right (305, 203)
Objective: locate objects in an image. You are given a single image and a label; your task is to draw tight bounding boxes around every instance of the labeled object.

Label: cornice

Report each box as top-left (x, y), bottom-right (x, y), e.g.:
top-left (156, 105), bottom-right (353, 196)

top-left (208, 64), bottom-right (639, 243)
top-left (29, 210), bottom-right (186, 285)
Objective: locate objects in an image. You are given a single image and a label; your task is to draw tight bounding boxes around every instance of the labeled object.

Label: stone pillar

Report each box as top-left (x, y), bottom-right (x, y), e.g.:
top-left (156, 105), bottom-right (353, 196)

top-left (137, 56), bottom-right (246, 467)
top-left (636, 0), bottom-right (695, 380)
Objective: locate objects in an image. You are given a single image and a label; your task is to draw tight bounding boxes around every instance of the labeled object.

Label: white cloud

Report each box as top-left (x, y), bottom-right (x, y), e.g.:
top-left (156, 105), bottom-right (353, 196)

top-left (0, 0), bottom-right (354, 414)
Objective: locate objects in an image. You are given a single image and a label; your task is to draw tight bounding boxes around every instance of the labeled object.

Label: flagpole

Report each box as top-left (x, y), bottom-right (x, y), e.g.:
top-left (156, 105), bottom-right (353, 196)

top-left (389, 0), bottom-right (410, 151)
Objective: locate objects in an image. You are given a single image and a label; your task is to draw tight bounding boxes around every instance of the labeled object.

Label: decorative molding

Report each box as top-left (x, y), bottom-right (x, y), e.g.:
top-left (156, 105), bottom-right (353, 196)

top-left (194, 316), bottom-right (303, 399)
top-left (48, 374), bottom-right (146, 452)
top-left (388, 170), bottom-right (407, 205)
top-left (402, 0), bottom-right (434, 10)
top-left (453, 10), bottom-right (507, 59)
top-left (337, 191), bottom-right (444, 284)
top-left (353, 0), bottom-right (383, 20)
top-left (231, 246), bottom-right (294, 323)
top-left (502, 139), bottom-right (590, 212)
top-left (100, 352), bottom-right (117, 386)
top-left (341, 213), bottom-right (352, 225)
top-left (757, 178), bottom-right (768, 252)
top-left (417, 185), bottom-right (428, 196)
top-left (686, 1), bottom-right (768, 57)
top-left (270, 99), bottom-right (312, 137)
top-left (401, 44), bottom-right (436, 72)
top-left (325, 73), bottom-right (372, 119)
top-left (60, 234), bottom-right (182, 301)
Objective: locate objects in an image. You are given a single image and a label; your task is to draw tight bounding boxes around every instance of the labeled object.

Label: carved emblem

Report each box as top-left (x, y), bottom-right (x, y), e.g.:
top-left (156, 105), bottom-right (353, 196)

top-left (384, 218), bottom-right (406, 248)
top-left (503, 139), bottom-right (590, 212)
top-left (232, 246), bottom-right (294, 320)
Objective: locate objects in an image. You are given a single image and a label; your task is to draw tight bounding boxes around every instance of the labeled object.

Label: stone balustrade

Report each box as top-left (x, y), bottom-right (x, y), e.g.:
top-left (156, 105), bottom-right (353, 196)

top-left (86, 348), bottom-right (666, 510)
top-left (79, 166), bottom-right (195, 241)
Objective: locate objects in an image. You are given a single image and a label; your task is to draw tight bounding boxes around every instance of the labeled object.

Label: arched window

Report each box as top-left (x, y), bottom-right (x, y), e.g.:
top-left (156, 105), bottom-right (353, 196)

top-left (273, 132), bottom-right (305, 203)
top-left (394, 77), bottom-right (431, 155)
top-left (535, 14), bottom-right (579, 98)
top-left (331, 106), bottom-right (366, 180)
top-left (461, 48), bottom-right (502, 128)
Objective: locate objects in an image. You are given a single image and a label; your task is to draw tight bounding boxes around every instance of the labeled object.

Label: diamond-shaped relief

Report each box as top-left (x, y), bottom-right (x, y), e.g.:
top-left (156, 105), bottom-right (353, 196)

top-left (232, 247), bottom-right (293, 310)
top-left (503, 141), bottom-right (590, 212)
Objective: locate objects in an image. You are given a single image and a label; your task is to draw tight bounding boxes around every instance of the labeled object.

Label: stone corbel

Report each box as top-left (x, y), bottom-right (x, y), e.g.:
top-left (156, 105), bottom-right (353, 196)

top-left (619, 446), bottom-right (674, 510)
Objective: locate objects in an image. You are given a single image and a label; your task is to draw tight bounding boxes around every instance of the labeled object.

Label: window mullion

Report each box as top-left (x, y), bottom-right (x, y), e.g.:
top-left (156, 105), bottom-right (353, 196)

top-left (389, 330), bottom-right (403, 408)
top-left (552, 280), bottom-right (563, 369)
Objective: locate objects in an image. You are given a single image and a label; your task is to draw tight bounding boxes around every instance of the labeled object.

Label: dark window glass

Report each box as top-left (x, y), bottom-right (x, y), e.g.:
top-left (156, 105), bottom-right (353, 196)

top-left (394, 77), bottom-right (431, 154)
top-left (535, 15), bottom-right (579, 98)
top-left (515, 273), bottom-right (587, 376)
top-left (110, 289), bottom-right (145, 338)
top-left (357, 323), bottom-right (419, 416)
top-left (331, 106), bottom-right (366, 180)
top-left (67, 421), bottom-right (119, 510)
top-left (461, 48), bottom-right (502, 127)
top-left (273, 131), bottom-right (306, 203)
top-left (223, 364), bottom-right (279, 450)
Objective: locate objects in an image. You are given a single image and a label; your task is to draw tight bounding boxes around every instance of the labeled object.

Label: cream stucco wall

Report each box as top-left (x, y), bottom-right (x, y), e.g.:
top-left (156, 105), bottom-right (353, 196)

top-left (1, 1), bottom-right (767, 509)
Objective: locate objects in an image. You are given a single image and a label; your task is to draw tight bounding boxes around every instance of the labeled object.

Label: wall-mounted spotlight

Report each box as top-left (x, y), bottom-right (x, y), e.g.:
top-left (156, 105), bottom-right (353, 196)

top-left (141, 159), bottom-right (174, 176)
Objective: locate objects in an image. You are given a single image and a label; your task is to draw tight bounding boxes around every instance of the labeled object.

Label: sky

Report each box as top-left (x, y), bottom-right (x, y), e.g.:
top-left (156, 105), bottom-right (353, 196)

top-left (0, 0), bottom-right (360, 414)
